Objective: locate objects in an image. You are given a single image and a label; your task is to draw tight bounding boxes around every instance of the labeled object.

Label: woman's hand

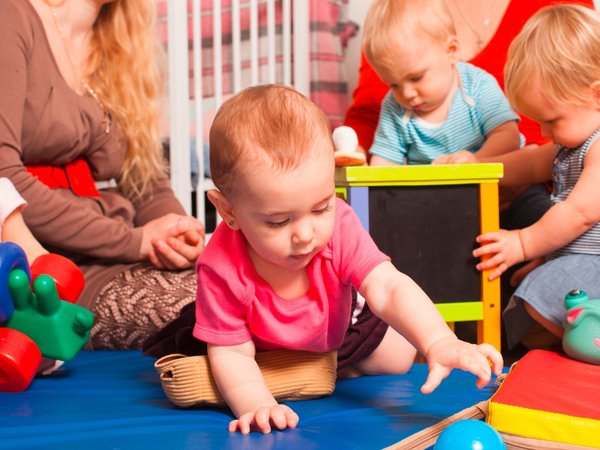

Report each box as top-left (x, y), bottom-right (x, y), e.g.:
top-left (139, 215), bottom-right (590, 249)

top-left (150, 216), bottom-right (205, 269)
top-left (140, 214), bottom-right (205, 269)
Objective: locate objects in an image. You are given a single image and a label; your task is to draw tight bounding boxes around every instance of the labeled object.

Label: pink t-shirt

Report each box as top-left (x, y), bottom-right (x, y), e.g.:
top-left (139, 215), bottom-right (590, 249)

top-left (193, 198), bottom-right (390, 352)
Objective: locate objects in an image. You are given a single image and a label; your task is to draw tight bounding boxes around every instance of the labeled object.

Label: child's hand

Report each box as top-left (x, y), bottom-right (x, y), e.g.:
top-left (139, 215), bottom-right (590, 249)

top-left (421, 337), bottom-right (503, 394)
top-left (432, 150), bottom-right (478, 165)
top-left (473, 229), bottom-right (526, 280)
top-left (229, 404), bottom-right (300, 434)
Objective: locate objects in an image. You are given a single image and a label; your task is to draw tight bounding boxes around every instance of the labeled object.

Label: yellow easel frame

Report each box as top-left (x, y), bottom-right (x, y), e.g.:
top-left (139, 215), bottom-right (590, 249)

top-left (335, 164), bottom-right (503, 350)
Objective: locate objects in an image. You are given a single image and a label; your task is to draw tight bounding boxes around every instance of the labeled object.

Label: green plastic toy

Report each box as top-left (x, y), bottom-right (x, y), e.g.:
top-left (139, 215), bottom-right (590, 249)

top-left (563, 289), bottom-right (600, 365)
top-left (4, 269), bottom-right (94, 361)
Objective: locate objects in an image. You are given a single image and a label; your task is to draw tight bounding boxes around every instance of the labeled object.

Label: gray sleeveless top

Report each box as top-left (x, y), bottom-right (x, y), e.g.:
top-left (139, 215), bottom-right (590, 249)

top-left (550, 128), bottom-right (600, 257)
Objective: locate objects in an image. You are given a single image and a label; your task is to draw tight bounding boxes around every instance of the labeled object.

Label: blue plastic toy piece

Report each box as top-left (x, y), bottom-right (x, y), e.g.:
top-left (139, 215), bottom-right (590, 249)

top-left (434, 419), bottom-right (506, 450)
top-left (563, 289), bottom-right (600, 365)
top-left (4, 269), bottom-right (94, 361)
top-left (0, 242), bottom-right (31, 323)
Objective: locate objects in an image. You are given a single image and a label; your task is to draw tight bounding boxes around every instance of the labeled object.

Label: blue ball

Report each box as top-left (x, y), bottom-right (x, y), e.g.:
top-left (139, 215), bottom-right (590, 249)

top-left (434, 419), bottom-right (506, 450)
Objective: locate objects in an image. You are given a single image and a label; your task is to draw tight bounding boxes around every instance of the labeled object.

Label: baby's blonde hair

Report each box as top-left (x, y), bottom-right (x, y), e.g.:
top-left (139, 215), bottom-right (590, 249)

top-left (209, 85), bottom-right (332, 198)
top-left (505, 4), bottom-right (600, 109)
top-left (362, 0), bottom-right (456, 76)
top-left (88, 0), bottom-right (166, 199)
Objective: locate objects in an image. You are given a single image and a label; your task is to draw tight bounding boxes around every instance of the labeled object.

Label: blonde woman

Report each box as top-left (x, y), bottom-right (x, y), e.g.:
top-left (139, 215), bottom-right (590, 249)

top-left (0, 0), bottom-right (205, 349)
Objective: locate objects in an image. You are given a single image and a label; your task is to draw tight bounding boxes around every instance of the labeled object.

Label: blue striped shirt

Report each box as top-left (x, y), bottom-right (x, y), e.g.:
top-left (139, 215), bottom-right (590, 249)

top-left (369, 62), bottom-right (521, 164)
top-left (551, 129), bottom-right (600, 257)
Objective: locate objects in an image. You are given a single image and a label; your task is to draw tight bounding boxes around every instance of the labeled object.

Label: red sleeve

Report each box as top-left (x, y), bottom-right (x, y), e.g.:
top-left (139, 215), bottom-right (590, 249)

top-left (343, 0), bottom-right (596, 148)
top-left (342, 54), bottom-right (389, 153)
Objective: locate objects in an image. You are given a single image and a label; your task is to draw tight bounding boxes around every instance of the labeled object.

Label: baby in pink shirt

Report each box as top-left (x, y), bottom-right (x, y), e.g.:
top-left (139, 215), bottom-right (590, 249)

top-left (195, 197), bottom-right (387, 353)
top-left (196, 85), bottom-right (503, 434)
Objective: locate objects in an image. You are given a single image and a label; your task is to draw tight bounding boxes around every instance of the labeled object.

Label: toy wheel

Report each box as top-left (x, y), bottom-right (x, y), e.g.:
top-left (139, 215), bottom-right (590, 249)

top-left (0, 328), bottom-right (42, 392)
top-left (31, 254), bottom-right (84, 303)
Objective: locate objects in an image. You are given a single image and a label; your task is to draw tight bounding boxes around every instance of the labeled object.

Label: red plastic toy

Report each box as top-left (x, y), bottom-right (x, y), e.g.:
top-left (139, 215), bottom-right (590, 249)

top-left (0, 328), bottom-right (42, 392)
top-left (0, 242), bottom-right (93, 392)
top-left (30, 253), bottom-right (84, 303)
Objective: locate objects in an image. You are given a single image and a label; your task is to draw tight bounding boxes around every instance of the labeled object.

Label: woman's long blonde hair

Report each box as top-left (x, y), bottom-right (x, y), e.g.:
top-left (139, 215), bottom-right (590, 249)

top-left (88, 0), bottom-right (166, 199)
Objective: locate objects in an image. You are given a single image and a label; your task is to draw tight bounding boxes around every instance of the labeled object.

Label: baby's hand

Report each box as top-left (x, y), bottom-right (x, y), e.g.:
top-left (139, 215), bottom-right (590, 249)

top-left (421, 337), bottom-right (503, 394)
top-left (432, 150), bottom-right (478, 165)
top-left (229, 404), bottom-right (299, 434)
top-left (473, 229), bottom-right (526, 280)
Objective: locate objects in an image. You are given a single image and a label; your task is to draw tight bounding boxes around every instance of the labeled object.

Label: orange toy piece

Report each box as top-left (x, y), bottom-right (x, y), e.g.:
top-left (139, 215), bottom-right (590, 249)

top-left (334, 151), bottom-right (367, 166)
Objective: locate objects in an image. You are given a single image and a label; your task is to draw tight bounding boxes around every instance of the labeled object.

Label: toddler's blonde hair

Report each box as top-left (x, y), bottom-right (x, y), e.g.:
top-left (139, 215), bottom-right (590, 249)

top-left (362, 0), bottom-right (456, 76)
top-left (505, 4), bottom-right (600, 109)
top-left (209, 85), bottom-right (333, 198)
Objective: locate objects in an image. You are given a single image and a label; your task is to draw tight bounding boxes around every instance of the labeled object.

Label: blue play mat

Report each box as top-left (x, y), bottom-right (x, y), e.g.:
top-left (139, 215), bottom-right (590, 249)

top-left (0, 351), bottom-right (496, 449)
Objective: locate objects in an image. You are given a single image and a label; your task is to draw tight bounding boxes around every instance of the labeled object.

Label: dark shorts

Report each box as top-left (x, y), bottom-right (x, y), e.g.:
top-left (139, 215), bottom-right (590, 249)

top-left (336, 291), bottom-right (388, 370)
top-left (142, 293), bottom-right (388, 371)
top-left (500, 183), bottom-right (551, 230)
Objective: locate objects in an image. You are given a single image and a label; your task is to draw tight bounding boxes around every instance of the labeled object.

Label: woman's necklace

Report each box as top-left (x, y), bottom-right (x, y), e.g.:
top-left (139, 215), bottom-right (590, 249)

top-left (453, 0), bottom-right (497, 49)
top-left (49, 6), bottom-right (112, 134)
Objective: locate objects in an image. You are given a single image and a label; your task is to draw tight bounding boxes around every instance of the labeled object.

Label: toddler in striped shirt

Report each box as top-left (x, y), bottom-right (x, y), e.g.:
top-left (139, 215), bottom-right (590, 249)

top-left (362, 0), bottom-right (521, 166)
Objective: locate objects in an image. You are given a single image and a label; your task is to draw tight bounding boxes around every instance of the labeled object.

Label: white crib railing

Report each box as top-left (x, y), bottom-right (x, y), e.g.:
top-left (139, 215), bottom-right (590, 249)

top-left (165, 0), bottom-right (310, 224)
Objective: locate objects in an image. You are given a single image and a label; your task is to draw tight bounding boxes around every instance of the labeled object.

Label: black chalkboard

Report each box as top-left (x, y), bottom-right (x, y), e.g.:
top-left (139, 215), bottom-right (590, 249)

top-left (368, 185), bottom-right (480, 303)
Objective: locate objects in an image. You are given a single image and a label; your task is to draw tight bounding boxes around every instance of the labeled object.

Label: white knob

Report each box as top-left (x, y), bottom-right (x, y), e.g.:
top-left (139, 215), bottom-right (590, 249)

top-left (332, 126), bottom-right (359, 153)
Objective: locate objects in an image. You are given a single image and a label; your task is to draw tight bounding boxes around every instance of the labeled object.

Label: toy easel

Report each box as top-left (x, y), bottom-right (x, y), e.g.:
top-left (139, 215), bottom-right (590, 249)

top-left (336, 164), bottom-right (503, 350)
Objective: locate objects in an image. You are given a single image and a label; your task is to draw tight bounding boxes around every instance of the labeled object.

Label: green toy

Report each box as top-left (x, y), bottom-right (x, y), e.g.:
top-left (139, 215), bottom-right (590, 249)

top-left (563, 289), bottom-right (600, 365)
top-left (4, 269), bottom-right (94, 361)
